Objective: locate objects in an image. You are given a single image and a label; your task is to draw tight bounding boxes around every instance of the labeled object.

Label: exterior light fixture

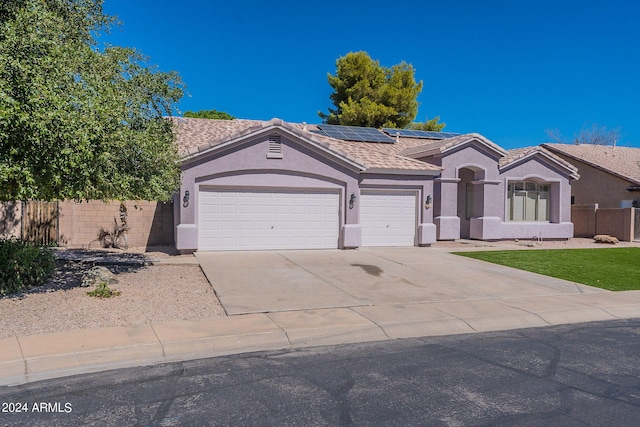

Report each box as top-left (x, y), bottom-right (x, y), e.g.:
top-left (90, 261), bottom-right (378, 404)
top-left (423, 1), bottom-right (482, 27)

top-left (425, 195), bottom-right (432, 209)
top-left (349, 193), bottom-right (357, 209)
top-left (183, 190), bottom-right (190, 208)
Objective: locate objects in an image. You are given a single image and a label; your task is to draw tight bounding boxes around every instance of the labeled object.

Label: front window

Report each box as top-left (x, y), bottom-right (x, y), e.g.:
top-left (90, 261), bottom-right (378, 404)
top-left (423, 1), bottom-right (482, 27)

top-left (508, 181), bottom-right (550, 221)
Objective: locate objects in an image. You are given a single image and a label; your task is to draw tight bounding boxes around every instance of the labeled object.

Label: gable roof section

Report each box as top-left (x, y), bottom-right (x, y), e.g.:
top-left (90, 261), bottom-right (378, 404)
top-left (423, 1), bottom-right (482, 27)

top-left (399, 133), bottom-right (507, 159)
top-left (500, 146), bottom-right (580, 179)
top-left (542, 143), bottom-right (640, 185)
top-left (174, 117), bottom-right (441, 174)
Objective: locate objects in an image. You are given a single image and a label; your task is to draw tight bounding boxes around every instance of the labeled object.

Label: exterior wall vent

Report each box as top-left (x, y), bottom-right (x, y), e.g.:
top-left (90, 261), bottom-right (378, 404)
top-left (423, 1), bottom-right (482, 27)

top-left (267, 135), bottom-right (283, 159)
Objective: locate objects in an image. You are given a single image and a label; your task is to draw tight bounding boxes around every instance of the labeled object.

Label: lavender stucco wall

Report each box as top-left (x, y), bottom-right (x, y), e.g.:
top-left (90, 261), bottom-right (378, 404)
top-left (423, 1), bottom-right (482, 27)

top-left (497, 157), bottom-right (574, 239)
top-left (423, 143), bottom-right (502, 240)
top-left (177, 129), bottom-right (437, 250)
top-left (177, 130), bottom-right (360, 250)
top-left (419, 143), bottom-right (575, 241)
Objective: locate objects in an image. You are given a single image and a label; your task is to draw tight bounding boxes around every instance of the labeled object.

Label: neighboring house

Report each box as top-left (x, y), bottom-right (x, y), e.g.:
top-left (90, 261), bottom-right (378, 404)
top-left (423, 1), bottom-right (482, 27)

top-left (543, 143), bottom-right (640, 208)
top-left (173, 118), bottom-right (579, 252)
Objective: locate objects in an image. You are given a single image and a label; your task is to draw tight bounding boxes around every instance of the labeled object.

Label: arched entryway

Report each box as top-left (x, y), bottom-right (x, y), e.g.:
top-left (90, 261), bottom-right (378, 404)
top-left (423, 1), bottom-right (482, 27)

top-left (457, 166), bottom-right (485, 238)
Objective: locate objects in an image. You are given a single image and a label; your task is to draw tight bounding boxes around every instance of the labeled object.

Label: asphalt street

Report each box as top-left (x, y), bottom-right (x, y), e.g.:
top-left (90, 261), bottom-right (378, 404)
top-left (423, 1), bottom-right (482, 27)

top-left (2, 318), bottom-right (640, 426)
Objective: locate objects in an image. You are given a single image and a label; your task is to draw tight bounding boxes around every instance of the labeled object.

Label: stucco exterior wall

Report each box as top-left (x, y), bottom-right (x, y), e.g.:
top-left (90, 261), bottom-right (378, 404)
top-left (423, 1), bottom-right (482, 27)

top-left (177, 130), bottom-right (362, 251)
top-left (498, 157), bottom-right (574, 240)
top-left (177, 129), bottom-right (439, 250)
top-left (552, 153), bottom-right (636, 209)
top-left (420, 144), bottom-right (575, 241)
top-left (420, 143), bottom-right (503, 240)
top-left (58, 201), bottom-right (174, 248)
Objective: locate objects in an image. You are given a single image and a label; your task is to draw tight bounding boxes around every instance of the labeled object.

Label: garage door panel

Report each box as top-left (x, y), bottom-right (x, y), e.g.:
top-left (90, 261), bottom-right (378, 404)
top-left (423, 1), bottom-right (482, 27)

top-left (199, 190), bottom-right (339, 251)
top-left (361, 192), bottom-right (417, 247)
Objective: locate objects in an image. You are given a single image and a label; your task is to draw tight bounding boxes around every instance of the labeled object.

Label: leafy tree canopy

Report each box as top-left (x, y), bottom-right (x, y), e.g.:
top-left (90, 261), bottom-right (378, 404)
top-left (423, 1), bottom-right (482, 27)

top-left (407, 116), bottom-right (446, 132)
top-left (0, 0), bottom-right (185, 202)
top-left (319, 51), bottom-right (423, 129)
top-left (183, 109), bottom-right (235, 120)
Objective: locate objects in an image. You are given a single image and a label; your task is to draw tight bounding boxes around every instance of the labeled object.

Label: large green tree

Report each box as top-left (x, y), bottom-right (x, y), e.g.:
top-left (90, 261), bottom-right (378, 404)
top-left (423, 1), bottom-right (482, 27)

top-left (319, 51), bottom-right (423, 129)
top-left (408, 116), bottom-right (446, 132)
top-left (0, 0), bottom-right (184, 202)
top-left (183, 109), bottom-right (235, 120)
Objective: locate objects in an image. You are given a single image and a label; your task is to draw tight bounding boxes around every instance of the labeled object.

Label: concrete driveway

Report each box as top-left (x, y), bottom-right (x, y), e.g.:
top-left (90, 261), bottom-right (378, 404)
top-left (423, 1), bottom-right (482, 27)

top-left (195, 247), bottom-right (603, 315)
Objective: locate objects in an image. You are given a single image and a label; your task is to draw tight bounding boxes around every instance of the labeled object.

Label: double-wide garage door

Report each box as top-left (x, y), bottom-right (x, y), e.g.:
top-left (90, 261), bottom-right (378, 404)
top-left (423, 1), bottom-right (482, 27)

top-left (198, 189), bottom-right (340, 251)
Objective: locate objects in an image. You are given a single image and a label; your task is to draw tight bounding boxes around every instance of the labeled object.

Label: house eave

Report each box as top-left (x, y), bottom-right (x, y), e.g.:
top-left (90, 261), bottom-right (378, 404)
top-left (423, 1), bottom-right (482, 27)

top-left (441, 139), bottom-right (507, 157)
top-left (361, 167), bottom-right (442, 176)
top-left (500, 151), bottom-right (580, 180)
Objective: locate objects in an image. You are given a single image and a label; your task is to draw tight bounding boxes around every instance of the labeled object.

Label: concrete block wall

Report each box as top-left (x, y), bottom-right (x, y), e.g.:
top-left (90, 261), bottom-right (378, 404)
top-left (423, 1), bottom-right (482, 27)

top-left (58, 200), bottom-right (174, 248)
top-left (571, 204), bottom-right (597, 237)
top-left (595, 208), bottom-right (634, 242)
top-left (571, 205), bottom-right (634, 241)
top-left (0, 202), bottom-right (21, 239)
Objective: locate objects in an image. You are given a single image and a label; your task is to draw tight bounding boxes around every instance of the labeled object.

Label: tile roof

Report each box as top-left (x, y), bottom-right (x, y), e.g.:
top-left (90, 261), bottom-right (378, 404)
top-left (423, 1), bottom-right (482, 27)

top-left (542, 143), bottom-right (640, 184)
top-left (399, 133), bottom-right (507, 158)
top-left (173, 117), bottom-right (441, 173)
top-left (172, 117), bottom-right (263, 156)
top-left (172, 118), bottom-right (581, 178)
top-left (501, 146), bottom-right (580, 179)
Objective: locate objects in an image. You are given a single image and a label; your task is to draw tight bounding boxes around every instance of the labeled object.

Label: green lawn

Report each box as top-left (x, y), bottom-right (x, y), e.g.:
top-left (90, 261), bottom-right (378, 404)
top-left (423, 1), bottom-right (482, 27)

top-left (453, 247), bottom-right (640, 291)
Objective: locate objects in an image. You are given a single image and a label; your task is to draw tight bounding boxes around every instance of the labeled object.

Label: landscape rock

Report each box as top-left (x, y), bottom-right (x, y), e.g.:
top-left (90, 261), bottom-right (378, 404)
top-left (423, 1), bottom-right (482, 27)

top-left (81, 266), bottom-right (119, 288)
top-left (593, 235), bottom-right (619, 244)
top-left (518, 241), bottom-right (538, 247)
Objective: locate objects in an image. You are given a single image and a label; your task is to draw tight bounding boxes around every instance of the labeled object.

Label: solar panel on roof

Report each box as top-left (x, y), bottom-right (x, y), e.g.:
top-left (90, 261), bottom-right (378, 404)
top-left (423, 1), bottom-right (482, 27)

top-left (316, 124), bottom-right (395, 143)
top-left (382, 128), bottom-right (460, 140)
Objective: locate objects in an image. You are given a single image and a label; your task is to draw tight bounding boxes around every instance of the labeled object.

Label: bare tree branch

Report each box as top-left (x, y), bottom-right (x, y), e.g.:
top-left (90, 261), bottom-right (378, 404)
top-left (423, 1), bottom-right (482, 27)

top-left (573, 124), bottom-right (620, 146)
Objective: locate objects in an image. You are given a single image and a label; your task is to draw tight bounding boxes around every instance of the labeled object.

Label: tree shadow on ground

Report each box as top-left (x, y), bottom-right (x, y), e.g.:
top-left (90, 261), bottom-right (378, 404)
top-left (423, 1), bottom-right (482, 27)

top-left (1, 249), bottom-right (153, 300)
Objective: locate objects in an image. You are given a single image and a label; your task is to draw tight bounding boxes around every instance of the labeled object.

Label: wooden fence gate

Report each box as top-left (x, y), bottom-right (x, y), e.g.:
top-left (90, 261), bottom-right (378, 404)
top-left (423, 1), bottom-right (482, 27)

top-left (21, 201), bottom-right (59, 245)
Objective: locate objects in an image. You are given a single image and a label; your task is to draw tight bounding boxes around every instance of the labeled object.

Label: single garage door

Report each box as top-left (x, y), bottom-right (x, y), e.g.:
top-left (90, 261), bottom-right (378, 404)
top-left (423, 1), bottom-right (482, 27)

top-left (198, 189), bottom-right (340, 250)
top-left (360, 191), bottom-right (417, 246)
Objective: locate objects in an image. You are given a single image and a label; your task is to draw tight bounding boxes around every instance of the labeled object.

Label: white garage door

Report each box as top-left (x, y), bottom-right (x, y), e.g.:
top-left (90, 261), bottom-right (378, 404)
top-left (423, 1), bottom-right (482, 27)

top-left (198, 189), bottom-right (340, 251)
top-left (361, 192), bottom-right (417, 247)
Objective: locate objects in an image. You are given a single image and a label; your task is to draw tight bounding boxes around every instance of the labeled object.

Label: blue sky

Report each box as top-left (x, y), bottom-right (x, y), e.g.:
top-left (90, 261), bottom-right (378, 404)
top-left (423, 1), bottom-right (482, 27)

top-left (103, 0), bottom-right (640, 149)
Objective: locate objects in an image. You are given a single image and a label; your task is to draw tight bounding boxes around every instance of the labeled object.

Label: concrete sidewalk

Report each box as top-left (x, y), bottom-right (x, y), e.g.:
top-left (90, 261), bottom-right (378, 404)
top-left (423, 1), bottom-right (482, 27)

top-left (2, 244), bottom-right (640, 387)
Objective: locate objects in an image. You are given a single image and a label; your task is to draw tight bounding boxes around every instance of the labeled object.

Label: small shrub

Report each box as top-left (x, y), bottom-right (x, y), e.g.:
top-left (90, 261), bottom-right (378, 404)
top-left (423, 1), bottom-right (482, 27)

top-left (86, 281), bottom-right (121, 298)
top-left (97, 218), bottom-right (128, 249)
top-left (0, 239), bottom-right (56, 295)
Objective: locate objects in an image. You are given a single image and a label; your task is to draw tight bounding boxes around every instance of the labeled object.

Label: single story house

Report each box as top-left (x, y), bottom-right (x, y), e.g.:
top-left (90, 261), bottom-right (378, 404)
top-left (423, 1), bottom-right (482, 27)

top-left (173, 118), bottom-right (579, 252)
top-left (543, 143), bottom-right (640, 208)
top-left (542, 143), bottom-right (640, 242)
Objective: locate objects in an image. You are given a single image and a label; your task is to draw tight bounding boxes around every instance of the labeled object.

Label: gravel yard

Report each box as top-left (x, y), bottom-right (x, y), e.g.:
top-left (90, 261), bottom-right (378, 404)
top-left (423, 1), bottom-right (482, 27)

top-left (0, 249), bottom-right (225, 339)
